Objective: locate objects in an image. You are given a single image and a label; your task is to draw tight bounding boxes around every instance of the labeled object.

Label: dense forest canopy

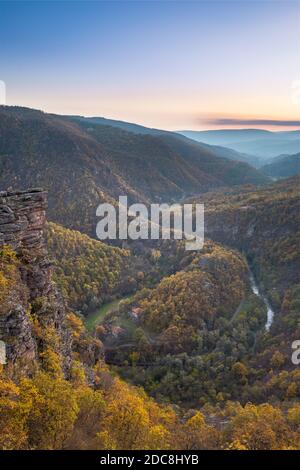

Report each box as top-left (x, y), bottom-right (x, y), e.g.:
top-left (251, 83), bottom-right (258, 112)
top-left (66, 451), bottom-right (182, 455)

top-left (0, 109), bottom-right (299, 451)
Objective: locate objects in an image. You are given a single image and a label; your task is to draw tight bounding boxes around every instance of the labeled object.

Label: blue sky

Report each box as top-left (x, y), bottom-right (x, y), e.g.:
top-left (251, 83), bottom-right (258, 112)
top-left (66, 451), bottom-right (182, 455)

top-left (1, 0), bottom-right (299, 129)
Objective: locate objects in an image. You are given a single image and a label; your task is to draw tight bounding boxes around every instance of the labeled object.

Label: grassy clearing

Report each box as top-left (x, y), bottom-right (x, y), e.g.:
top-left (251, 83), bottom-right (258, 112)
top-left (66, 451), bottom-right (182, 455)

top-left (85, 298), bottom-right (122, 331)
top-left (85, 296), bottom-right (133, 331)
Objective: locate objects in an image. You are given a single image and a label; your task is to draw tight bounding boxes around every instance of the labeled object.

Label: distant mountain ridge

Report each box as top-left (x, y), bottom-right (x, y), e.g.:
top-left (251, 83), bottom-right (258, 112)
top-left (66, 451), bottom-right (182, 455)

top-left (261, 152), bottom-right (300, 179)
top-left (69, 115), bottom-right (167, 136)
top-left (0, 106), bottom-right (268, 236)
top-left (179, 129), bottom-right (300, 163)
top-left (74, 114), bottom-right (261, 166)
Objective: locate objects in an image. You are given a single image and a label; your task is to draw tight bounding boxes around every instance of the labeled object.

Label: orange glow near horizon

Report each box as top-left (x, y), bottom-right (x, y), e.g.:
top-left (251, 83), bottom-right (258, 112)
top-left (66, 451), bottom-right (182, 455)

top-left (7, 88), bottom-right (300, 132)
top-left (2, 0), bottom-right (300, 132)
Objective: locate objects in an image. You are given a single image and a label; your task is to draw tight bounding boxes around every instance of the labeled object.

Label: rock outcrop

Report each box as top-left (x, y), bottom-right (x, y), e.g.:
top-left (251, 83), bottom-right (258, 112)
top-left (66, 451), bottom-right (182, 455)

top-left (0, 189), bottom-right (72, 376)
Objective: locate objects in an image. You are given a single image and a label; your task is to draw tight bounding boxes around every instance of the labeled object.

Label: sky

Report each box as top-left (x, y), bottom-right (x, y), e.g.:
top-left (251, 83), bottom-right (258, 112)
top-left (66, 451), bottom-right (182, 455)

top-left (0, 0), bottom-right (300, 130)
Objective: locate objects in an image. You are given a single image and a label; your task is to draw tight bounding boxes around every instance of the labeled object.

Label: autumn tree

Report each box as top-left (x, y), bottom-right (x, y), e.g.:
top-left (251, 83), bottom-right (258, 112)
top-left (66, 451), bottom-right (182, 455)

top-left (180, 411), bottom-right (220, 450)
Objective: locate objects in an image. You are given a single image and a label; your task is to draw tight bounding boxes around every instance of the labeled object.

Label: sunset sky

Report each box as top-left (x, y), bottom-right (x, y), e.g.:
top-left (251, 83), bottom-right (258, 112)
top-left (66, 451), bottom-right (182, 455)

top-left (1, 0), bottom-right (300, 130)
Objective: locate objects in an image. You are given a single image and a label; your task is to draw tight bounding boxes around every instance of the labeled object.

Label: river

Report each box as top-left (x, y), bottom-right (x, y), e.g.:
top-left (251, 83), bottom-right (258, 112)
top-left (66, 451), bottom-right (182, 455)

top-left (249, 272), bottom-right (274, 330)
top-left (86, 275), bottom-right (274, 333)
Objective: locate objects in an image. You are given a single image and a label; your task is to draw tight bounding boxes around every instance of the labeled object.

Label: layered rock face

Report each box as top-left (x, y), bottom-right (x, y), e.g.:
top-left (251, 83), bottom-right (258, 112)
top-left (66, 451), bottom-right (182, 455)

top-left (0, 189), bottom-right (72, 375)
top-left (0, 188), bottom-right (46, 251)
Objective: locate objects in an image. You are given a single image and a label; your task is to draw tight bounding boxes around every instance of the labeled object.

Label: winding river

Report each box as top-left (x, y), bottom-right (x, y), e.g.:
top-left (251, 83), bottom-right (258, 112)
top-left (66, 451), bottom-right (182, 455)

top-left (249, 272), bottom-right (274, 330)
top-left (86, 275), bottom-right (275, 333)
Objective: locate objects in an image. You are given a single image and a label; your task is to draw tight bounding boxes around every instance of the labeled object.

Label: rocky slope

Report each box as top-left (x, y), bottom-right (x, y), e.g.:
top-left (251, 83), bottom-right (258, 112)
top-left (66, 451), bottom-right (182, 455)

top-left (0, 189), bottom-right (72, 376)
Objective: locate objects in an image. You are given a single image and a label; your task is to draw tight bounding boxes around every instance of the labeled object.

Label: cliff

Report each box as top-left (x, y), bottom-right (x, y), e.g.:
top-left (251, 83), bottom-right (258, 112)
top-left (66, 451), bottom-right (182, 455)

top-left (0, 189), bottom-right (72, 376)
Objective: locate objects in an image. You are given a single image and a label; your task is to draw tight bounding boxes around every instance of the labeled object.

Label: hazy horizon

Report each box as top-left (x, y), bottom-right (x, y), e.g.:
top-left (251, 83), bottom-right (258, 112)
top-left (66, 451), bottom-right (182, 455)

top-left (1, 0), bottom-right (300, 130)
top-left (2, 103), bottom-right (300, 135)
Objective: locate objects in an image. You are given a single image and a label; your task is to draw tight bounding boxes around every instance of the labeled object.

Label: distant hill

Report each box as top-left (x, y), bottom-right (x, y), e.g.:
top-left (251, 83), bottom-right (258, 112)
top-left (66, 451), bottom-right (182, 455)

top-left (69, 115), bottom-right (166, 136)
top-left (0, 106), bottom-right (141, 235)
top-left (197, 143), bottom-right (262, 167)
top-left (72, 115), bottom-right (258, 165)
top-left (76, 119), bottom-right (269, 194)
top-left (179, 129), bottom-right (300, 162)
top-left (261, 153), bottom-right (300, 179)
top-left (180, 129), bottom-right (272, 145)
top-left (156, 132), bottom-right (267, 185)
top-left (0, 106), bottom-right (268, 236)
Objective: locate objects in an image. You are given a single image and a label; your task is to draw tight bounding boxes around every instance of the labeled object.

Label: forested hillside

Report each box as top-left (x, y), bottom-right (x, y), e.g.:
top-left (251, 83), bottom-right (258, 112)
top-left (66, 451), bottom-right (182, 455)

top-left (0, 106), bottom-right (268, 236)
top-left (1, 0), bottom-right (300, 454)
top-left (45, 223), bottom-right (134, 314)
top-left (261, 153), bottom-right (300, 179)
top-left (92, 177), bottom-right (300, 412)
top-left (0, 110), bottom-right (299, 451)
top-left (100, 241), bottom-right (269, 405)
top-left (2, 189), bottom-right (300, 450)
top-left (202, 176), bottom-right (300, 317)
